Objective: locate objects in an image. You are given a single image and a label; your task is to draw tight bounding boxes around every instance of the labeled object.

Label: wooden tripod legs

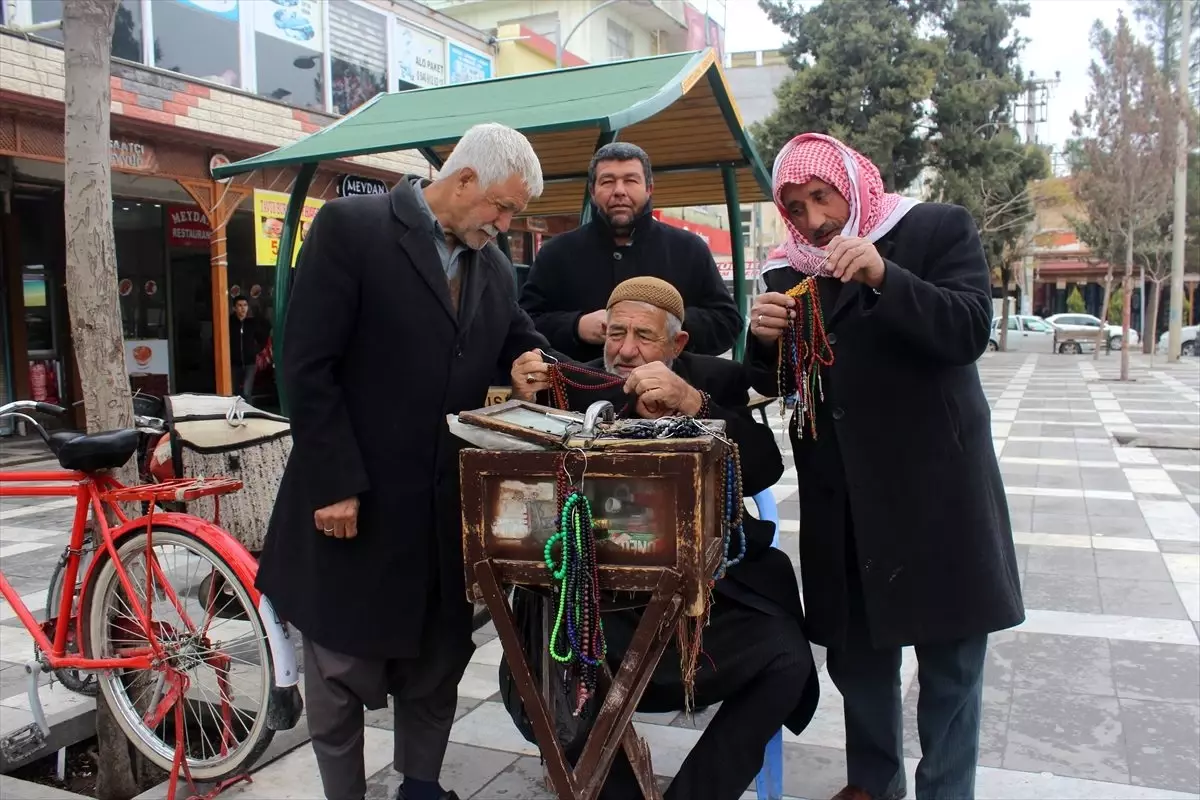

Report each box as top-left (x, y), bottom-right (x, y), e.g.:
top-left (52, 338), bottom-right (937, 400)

top-left (474, 562), bottom-right (685, 800)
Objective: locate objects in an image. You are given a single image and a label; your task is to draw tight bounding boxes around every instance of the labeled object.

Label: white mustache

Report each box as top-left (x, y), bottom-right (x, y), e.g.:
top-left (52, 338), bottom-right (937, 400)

top-left (481, 224), bottom-right (499, 238)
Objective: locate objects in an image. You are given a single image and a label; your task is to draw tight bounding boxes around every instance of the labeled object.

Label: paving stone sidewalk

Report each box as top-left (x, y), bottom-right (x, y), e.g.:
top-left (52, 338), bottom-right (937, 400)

top-left (2, 352), bottom-right (1198, 799)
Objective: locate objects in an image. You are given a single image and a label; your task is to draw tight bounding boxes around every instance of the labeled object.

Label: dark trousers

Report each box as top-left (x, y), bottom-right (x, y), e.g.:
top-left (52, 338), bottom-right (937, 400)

top-left (571, 599), bottom-right (813, 800)
top-left (233, 363), bottom-right (256, 402)
top-left (827, 564), bottom-right (988, 800)
top-left (302, 629), bottom-right (473, 800)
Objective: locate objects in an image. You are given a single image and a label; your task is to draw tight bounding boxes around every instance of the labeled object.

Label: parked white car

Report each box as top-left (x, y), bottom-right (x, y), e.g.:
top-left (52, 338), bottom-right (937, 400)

top-left (989, 315), bottom-right (1057, 352)
top-left (1044, 313), bottom-right (1139, 353)
top-left (1157, 325), bottom-right (1199, 357)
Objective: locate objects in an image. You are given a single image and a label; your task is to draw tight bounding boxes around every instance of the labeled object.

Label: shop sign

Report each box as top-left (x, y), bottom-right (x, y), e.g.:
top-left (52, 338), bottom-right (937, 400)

top-left (253, 189), bottom-right (325, 267)
top-left (210, 153), bottom-right (232, 183)
top-left (168, 205), bottom-right (211, 248)
top-left (124, 339), bottom-right (171, 377)
top-left (110, 139), bottom-right (157, 172)
top-left (337, 174), bottom-right (388, 197)
top-left (524, 217), bottom-right (549, 233)
top-left (254, 0), bottom-right (322, 46)
top-left (447, 41), bottom-right (493, 84)
top-left (394, 18), bottom-right (446, 88)
top-left (652, 211), bottom-right (732, 255)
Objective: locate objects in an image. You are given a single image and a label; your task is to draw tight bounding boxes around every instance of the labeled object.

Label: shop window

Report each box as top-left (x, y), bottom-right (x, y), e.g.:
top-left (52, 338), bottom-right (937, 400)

top-left (22, 270), bottom-right (54, 354)
top-left (153, 0), bottom-right (241, 87)
top-left (254, 1), bottom-right (325, 110)
top-left (29, 0), bottom-right (144, 63)
top-left (114, 201), bottom-right (168, 341)
top-left (607, 19), bottom-right (631, 62)
top-left (330, 1), bottom-right (388, 115)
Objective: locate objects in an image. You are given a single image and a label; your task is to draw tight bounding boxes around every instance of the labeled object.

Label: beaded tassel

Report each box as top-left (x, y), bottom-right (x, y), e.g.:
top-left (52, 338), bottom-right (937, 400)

top-left (776, 278), bottom-right (834, 439)
top-left (546, 362), bottom-right (628, 415)
top-left (713, 443), bottom-right (746, 579)
top-left (544, 456), bottom-right (606, 715)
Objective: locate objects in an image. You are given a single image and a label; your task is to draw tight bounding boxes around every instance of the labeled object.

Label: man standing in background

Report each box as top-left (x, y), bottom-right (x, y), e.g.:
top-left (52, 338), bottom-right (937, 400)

top-left (229, 294), bottom-right (262, 402)
top-left (519, 142), bottom-right (742, 362)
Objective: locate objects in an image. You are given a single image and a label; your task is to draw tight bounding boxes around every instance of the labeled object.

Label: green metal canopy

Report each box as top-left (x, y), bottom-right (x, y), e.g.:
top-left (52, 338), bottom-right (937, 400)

top-left (212, 49), bottom-right (772, 216)
top-left (215, 49), bottom-right (768, 410)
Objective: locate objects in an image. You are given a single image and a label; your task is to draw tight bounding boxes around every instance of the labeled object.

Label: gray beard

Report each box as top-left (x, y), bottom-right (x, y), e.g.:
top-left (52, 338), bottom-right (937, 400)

top-left (603, 355), bottom-right (673, 375)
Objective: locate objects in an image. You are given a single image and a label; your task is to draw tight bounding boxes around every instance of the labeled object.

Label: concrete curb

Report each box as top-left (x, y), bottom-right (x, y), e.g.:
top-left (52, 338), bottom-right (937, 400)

top-left (0, 698), bottom-right (96, 774)
top-left (0, 774), bottom-right (93, 799)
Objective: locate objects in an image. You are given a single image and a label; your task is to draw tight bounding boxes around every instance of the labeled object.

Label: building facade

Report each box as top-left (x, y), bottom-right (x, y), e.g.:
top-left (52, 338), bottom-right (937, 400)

top-left (0, 0), bottom-right (495, 424)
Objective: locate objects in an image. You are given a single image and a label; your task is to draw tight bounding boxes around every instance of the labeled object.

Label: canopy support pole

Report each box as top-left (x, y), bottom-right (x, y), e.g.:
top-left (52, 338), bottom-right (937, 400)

top-left (721, 164), bottom-right (747, 360)
top-left (579, 130), bottom-right (618, 226)
top-left (273, 162), bottom-right (318, 416)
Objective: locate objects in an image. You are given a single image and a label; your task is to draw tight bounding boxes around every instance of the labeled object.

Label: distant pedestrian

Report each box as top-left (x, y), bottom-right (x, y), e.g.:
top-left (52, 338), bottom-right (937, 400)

top-left (229, 295), bottom-right (263, 402)
top-left (745, 132), bottom-right (1023, 800)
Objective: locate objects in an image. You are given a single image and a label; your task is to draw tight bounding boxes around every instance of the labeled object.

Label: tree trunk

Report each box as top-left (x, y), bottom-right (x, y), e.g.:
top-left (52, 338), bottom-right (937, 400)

top-left (62, 3), bottom-right (144, 800)
top-left (1143, 281), bottom-right (1162, 354)
top-left (1096, 267), bottom-right (1114, 360)
top-left (1120, 229), bottom-right (1134, 380)
top-left (999, 266), bottom-right (1011, 351)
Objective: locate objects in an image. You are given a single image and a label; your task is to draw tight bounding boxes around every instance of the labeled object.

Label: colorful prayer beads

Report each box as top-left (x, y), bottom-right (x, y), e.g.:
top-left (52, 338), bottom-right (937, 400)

top-left (776, 277), bottom-right (835, 439)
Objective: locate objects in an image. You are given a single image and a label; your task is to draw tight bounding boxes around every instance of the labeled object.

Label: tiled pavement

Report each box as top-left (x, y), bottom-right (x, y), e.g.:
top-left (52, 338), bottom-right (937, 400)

top-left (2, 352), bottom-right (1199, 799)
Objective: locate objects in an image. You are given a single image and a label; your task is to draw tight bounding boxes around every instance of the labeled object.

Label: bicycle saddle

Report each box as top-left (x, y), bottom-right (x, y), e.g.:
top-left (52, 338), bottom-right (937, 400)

top-left (55, 429), bottom-right (140, 473)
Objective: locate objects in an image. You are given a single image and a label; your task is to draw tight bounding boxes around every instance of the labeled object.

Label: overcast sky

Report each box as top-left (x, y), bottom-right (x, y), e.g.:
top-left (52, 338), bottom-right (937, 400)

top-left (721, 0), bottom-right (1133, 155)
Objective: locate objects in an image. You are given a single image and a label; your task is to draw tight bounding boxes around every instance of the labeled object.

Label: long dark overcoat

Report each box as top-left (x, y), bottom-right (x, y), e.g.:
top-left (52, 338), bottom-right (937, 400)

top-left (745, 203), bottom-right (1024, 650)
top-left (256, 179), bottom-right (548, 660)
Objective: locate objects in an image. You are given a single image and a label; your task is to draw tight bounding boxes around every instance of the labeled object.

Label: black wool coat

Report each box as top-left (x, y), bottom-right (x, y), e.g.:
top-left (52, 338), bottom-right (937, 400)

top-left (518, 206), bottom-right (743, 363)
top-left (560, 353), bottom-right (820, 735)
top-left (256, 179), bottom-right (549, 660)
top-left (745, 203), bottom-right (1024, 650)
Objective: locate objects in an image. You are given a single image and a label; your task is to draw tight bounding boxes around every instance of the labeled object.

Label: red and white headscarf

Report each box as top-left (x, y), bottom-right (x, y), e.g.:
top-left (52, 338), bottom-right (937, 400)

top-left (770, 133), bottom-right (919, 276)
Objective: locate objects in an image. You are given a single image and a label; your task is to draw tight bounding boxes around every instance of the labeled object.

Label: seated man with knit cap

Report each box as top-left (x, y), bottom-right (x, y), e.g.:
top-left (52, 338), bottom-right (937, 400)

top-left (506, 277), bottom-right (818, 800)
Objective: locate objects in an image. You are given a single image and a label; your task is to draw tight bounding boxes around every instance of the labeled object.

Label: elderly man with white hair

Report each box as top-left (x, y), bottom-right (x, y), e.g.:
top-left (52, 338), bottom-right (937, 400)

top-left (257, 123), bottom-right (551, 800)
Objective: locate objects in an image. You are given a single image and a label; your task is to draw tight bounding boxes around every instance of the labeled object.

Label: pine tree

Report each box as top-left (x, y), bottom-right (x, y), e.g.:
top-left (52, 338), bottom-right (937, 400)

top-left (751, 0), bottom-right (943, 190)
top-left (927, 0), bottom-right (1047, 346)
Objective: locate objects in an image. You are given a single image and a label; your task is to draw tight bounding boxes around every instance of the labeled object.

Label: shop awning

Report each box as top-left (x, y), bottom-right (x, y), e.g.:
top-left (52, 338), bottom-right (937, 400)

top-left (211, 49), bottom-right (771, 217)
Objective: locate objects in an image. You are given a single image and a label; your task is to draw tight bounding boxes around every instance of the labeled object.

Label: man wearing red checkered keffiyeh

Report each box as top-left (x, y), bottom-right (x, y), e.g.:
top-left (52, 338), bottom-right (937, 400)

top-left (742, 134), bottom-right (1023, 800)
top-left (770, 133), bottom-right (919, 277)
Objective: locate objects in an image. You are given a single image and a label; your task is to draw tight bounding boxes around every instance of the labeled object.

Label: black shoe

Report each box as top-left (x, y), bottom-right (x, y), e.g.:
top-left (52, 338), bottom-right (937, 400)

top-left (394, 788), bottom-right (460, 800)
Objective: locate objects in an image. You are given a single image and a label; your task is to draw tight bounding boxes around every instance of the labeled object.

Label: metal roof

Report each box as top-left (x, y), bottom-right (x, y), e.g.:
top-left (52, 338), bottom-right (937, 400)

top-left (212, 49), bottom-right (771, 216)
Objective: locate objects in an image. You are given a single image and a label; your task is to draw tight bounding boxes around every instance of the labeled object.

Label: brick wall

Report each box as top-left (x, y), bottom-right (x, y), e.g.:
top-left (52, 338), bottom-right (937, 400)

top-left (0, 32), bottom-right (426, 177)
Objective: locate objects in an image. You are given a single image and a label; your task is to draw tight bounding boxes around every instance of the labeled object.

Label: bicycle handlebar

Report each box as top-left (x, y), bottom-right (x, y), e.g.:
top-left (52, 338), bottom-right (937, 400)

top-left (0, 400), bottom-right (67, 418)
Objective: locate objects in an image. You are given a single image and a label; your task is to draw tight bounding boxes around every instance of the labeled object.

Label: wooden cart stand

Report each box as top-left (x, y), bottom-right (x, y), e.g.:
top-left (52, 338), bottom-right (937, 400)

top-left (458, 401), bottom-right (731, 800)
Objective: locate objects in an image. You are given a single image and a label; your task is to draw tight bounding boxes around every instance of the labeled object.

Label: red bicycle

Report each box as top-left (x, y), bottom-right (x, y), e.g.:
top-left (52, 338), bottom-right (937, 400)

top-left (0, 400), bottom-right (301, 788)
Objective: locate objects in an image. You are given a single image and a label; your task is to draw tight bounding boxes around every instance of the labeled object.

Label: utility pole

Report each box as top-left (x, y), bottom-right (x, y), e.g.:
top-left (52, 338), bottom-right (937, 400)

top-left (1015, 72), bottom-right (1059, 314)
top-left (1168, 0), bottom-right (1193, 361)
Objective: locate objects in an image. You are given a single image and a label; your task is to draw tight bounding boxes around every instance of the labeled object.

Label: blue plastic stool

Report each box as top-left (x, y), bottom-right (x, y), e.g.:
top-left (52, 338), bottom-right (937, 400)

top-left (750, 489), bottom-right (785, 800)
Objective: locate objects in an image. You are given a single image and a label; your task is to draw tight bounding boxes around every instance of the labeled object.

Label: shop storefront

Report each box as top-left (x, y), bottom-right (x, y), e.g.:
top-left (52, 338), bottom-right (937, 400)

top-left (0, 113), bottom-right (398, 416)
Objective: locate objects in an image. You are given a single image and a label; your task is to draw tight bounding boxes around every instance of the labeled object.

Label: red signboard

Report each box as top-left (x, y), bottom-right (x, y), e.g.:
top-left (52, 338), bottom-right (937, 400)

top-left (168, 205), bottom-right (210, 248)
top-left (652, 211), bottom-right (733, 255)
top-left (683, 4), bottom-right (725, 63)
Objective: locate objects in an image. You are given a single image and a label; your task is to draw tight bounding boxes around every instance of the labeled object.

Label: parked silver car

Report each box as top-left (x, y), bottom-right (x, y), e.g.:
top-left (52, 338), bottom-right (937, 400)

top-left (989, 315), bottom-right (1057, 352)
top-left (1044, 313), bottom-right (1139, 352)
top-left (1157, 325), bottom-right (1199, 357)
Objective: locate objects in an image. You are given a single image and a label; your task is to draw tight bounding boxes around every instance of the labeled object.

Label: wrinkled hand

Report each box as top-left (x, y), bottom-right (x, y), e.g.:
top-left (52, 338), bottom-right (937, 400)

top-left (315, 497), bottom-right (359, 540)
top-left (624, 362), bottom-right (702, 419)
top-left (826, 235), bottom-right (885, 288)
top-left (510, 349), bottom-right (551, 401)
top-left (748, 292), bottom-right (796, 344)
top-left (576, 309), bottom-right (607, 345)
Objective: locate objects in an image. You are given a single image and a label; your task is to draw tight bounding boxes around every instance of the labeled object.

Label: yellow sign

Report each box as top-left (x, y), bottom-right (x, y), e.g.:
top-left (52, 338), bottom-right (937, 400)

top-left (253, 189), bottom-right (325, 267)
top-left (485, 386), bottom-right (512, 406)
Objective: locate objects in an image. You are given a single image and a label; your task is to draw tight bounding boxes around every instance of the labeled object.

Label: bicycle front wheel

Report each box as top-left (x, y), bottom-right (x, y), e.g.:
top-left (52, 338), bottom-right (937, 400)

top-left (82, 526), bottom-right (274, 781)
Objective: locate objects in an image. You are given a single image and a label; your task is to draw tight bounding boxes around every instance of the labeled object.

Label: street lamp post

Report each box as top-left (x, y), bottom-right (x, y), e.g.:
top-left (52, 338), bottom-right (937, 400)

top-left (556, 0), bottom-right (626, 68)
